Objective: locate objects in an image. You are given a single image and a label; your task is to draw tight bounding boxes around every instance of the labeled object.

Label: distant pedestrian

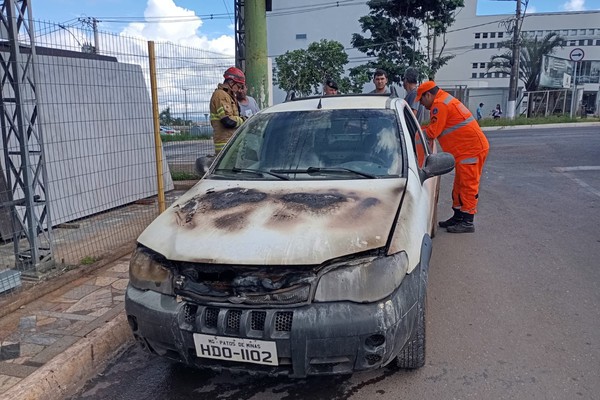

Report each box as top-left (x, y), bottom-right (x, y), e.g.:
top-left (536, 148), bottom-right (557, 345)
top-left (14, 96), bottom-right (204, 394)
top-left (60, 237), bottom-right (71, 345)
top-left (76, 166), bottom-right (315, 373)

top-left (402, 67), bottom-right (424, 121)
top-left (237, 84), bottom-right (260, 119)
top-left (492, 104), bottom-right (502, 119)
top-left (323, 79), bottom-right (338, 95)
top-left (417, 81), bottom-right (490, 234)
top-left (476, 102), bottom-right (484, 121)
top-left (370, 69), bottom-right (389, 94)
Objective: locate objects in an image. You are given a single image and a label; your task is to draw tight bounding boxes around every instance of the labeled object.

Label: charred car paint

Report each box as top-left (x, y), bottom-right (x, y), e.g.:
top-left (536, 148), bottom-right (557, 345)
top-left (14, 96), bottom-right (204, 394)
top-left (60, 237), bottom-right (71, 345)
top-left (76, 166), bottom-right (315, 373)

top-left (125, 94), bottom-right (454, 377)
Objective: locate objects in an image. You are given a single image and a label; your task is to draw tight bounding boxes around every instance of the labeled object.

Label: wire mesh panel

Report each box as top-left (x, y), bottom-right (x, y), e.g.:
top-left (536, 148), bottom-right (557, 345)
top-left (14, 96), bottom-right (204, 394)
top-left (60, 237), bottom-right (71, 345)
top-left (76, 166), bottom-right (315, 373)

top-left (153, 42), bottom-right (233, 178)
top-left (0, 18), bottom-right (234, 277)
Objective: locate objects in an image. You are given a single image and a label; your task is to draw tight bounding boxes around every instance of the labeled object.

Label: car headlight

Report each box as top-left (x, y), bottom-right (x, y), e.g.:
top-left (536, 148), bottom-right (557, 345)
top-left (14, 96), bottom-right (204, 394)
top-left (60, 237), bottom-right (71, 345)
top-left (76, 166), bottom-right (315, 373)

top-left (314, 252), bottom-right (408, 303)
top-left (129, 247), bottom-right (174, 295)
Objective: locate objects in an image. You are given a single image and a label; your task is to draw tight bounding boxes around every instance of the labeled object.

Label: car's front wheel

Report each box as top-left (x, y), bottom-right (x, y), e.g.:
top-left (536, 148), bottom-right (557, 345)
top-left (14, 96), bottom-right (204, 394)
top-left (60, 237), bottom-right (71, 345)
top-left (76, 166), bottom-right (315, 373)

top-left (395, 293), bottom-right (426, 369)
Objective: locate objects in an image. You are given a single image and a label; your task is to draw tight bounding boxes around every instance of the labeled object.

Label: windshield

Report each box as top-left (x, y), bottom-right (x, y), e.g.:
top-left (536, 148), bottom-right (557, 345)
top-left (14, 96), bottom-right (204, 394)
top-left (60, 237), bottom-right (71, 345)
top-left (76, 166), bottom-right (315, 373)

top-left (211, 109), bottom-right (403, 180)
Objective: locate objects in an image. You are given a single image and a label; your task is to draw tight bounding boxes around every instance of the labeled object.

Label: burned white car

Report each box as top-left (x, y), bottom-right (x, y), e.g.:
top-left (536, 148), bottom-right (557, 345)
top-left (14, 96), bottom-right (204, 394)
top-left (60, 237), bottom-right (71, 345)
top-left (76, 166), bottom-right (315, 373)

top-left (125, 93), bottom-right (454, 377)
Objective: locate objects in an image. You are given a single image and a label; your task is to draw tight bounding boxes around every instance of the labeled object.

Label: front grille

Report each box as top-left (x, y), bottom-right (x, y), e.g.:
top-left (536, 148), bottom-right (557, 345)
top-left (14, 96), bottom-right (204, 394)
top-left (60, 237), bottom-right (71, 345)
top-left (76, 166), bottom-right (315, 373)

top-left (275, 311), bottom-right (293, 332)
top-left (251, 311), bottom-right (266, 331)
top-left (226, 310), bottom-right (242, 334)
top-left (195, 307), bottom-right (293, 337)
top-left (183, 304), bottom-right (197, 324)
top-left (205, 308), bottom-right (218, 328)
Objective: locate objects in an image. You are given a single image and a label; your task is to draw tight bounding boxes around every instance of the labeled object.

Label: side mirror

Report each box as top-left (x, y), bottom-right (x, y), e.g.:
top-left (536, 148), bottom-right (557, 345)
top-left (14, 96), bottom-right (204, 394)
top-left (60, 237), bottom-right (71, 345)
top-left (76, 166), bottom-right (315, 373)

top-left (420, 152), bottom-right (455, 182)
top-left (195, 155), bottom-right (216, 177)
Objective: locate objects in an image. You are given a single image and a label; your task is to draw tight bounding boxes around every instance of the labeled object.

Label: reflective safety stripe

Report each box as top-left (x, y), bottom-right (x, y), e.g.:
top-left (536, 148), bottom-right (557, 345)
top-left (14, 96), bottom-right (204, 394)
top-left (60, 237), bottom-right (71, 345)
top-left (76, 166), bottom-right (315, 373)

top-left (443, 95), bottom-right (454, 105)
top-left (214, 141), bottom-right (227, 154)
top-left (439, 116), bottom-right (476, 139)
top-left (460, 157), bottom-right (478, 164)
top-left (210, 106), bottom-right (227, 121)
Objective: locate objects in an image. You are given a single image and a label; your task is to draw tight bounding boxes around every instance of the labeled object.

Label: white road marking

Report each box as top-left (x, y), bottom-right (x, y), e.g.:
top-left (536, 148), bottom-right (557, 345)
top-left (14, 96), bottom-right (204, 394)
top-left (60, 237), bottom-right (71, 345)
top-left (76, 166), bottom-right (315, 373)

top-left (553, 166), bottom-right (600, 199)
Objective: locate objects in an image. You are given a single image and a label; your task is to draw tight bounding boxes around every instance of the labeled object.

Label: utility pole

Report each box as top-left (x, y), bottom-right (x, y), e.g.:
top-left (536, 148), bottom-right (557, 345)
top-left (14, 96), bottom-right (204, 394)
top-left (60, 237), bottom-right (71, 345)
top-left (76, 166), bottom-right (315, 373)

top-left (79, 17), bottom-right (99, 53)
top-left (507, 0), bottom-right (522, 119)
top-left (182, 88), bottom-right (189, 124)
top-left (239, 0), bottom-right (270, 109)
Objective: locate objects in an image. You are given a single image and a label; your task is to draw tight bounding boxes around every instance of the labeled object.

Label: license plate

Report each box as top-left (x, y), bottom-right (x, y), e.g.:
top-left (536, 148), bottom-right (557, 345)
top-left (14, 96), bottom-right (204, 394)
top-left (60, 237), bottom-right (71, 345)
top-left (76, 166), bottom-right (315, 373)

top-left (193, 334), bottom-right (279, 366)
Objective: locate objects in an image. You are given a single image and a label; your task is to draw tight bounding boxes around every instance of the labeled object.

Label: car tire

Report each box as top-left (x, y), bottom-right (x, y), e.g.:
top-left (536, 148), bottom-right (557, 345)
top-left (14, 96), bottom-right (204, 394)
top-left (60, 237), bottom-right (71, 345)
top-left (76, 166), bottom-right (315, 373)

top-left (395, 293), bottom-right (426, 369)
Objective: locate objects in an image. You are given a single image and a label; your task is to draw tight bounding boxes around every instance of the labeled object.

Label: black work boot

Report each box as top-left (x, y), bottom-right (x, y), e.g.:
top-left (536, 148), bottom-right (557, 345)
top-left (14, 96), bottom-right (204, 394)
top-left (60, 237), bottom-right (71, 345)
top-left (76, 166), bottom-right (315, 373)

top-left (438, 208), bottom-right (462, 228)
top-left (447, 212), bottom-right (475, 233)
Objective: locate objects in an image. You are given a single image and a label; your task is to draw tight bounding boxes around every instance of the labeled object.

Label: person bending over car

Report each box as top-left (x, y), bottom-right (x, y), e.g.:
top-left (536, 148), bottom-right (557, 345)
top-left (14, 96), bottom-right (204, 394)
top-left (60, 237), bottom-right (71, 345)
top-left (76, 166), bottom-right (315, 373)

top-left (416, 81), bottom-right (490, 233)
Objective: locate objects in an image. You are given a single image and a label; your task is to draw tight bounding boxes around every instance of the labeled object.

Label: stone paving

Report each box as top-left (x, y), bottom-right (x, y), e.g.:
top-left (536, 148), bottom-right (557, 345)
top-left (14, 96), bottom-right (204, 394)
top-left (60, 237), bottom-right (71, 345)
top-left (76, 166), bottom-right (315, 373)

top-left (0, 256), bottom-right (131, 395)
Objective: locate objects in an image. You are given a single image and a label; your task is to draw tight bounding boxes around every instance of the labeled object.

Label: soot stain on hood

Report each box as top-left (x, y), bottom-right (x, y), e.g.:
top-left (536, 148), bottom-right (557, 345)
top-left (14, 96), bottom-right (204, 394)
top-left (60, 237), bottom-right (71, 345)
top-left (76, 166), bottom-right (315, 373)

top-left (214, 211), bottom-right (248, 231)
top-left (279, 192), bottom-right (347, 211)
top-left (203, 187), bottom-right (267, 210)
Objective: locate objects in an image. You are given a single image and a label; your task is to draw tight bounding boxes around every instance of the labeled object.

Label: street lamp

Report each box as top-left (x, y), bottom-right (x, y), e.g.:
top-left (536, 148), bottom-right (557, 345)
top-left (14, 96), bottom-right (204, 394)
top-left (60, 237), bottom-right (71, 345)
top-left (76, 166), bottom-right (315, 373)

top-left (182, 88), bottom-right (189, 126)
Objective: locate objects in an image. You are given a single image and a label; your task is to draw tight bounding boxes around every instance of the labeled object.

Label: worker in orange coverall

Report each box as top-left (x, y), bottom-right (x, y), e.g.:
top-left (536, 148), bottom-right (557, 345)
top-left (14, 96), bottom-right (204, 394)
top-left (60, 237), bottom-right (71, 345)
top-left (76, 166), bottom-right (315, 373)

top-left (416, 81), bottom-right (490, 233)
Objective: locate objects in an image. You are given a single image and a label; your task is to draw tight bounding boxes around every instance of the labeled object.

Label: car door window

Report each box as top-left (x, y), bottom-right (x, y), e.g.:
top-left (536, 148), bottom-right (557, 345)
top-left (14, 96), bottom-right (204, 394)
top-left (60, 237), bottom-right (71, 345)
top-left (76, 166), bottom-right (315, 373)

top-left (403, 106), bottom-right (430, 169)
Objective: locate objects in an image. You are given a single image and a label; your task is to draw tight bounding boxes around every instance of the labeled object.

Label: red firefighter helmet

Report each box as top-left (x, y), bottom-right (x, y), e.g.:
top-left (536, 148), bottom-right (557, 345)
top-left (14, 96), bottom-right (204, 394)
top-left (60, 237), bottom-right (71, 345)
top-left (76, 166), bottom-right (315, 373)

top-left (223, 66), bottom-right (246, 85)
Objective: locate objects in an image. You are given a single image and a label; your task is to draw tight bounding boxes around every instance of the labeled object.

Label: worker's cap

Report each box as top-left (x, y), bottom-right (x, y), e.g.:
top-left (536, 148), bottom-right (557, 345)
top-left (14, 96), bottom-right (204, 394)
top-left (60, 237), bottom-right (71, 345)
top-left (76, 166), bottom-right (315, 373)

top-left (415, 81), bottom-right (437, 102)
top-left (325, 79), bottom-right (338, 90)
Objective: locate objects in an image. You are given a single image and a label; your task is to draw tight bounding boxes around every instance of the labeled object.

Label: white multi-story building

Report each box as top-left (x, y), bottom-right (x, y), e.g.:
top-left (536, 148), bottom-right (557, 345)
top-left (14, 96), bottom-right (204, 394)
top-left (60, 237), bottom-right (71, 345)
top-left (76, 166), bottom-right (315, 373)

top-left (267, 0), bottom-right (600, 115)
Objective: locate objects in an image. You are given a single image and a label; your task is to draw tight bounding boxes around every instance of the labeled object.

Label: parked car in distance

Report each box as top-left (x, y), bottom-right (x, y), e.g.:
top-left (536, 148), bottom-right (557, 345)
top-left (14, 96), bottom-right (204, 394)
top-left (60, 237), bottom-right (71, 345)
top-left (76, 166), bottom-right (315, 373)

top-left (126, 93), bottom-right (455, 378)
top-left (160, 126), bottom-right (180, 134)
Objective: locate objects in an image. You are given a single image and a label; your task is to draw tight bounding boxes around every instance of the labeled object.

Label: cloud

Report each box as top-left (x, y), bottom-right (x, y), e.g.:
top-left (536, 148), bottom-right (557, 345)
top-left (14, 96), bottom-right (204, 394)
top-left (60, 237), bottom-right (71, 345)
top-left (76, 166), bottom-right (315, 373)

top-left (562, 0), bottom-right (586, 11)
top-left (120, 0), bottom-right (234, 55)
top-left (525, 5), bottom-right (537, 13)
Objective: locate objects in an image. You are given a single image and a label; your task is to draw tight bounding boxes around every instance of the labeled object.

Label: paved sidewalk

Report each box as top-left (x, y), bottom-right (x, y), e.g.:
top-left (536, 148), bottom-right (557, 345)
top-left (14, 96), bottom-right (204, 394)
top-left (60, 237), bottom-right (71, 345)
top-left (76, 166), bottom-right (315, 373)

top-left (0, 255), bottom-right (134, 400)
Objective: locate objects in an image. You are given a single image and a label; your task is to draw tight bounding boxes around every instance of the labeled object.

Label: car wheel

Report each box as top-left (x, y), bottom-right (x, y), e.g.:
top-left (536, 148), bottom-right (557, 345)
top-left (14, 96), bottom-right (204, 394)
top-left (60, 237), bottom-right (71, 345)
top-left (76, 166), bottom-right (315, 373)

top-left (395, 293), bottom-right (426, 369)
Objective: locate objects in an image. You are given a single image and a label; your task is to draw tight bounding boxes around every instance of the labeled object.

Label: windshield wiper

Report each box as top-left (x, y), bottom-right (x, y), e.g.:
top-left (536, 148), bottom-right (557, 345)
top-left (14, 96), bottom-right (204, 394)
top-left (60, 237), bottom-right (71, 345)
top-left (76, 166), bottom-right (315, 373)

top-left (271, 166), bottom-right (378, 179)
top-left (214, 167), bottom-right (290, 180)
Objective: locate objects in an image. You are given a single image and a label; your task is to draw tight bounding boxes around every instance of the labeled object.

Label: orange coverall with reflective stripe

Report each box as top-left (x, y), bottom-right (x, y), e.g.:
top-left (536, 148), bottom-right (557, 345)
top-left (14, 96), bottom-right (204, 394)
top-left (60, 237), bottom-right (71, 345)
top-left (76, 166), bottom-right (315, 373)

top-left (422, 89), bottom-right (490, 214)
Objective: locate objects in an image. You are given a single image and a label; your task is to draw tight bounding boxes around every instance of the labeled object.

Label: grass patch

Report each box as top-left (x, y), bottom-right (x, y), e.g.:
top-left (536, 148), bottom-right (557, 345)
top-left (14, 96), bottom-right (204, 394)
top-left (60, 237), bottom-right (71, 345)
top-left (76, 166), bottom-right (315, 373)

top-left (171, 171), bottom-right (199, 181)
top-left (160, 133), bottom-right (212, 142)
top-left (479, 115), bottom-right (600, 127)
top-left (80, 255), bottom-right (99, 265)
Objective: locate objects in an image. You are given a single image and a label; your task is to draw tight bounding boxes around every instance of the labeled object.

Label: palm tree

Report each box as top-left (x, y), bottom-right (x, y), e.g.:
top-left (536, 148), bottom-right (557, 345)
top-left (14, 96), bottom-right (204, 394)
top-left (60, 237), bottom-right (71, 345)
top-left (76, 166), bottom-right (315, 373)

top-left (487, 32), bottom-right (564, 92)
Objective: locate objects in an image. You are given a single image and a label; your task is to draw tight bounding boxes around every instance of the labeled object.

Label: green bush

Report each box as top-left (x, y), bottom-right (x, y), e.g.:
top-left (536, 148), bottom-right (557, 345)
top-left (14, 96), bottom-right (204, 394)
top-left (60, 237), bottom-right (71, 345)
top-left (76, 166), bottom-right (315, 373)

top-left (479, 115), bottom-right (600, 127)
top-left (160, 133), bottom-right (212, 142)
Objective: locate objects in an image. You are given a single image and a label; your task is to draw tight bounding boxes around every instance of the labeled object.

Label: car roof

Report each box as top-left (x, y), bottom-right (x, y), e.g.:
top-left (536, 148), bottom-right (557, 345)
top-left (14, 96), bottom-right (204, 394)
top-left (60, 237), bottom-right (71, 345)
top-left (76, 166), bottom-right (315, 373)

top-left (262, 94), bottom-right (398, 113)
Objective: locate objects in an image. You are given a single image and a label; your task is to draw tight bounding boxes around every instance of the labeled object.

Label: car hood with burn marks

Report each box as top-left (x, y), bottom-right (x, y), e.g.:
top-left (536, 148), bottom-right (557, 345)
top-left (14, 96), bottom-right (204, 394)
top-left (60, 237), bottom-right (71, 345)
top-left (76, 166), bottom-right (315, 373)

top-left (137, 178), bottom-right (406, 265)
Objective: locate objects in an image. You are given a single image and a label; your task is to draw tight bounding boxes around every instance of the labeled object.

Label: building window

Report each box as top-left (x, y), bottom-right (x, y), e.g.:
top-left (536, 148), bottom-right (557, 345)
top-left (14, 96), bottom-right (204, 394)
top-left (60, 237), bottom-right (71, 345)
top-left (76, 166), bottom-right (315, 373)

top-left (475, 33), bottom-right (480, 39)
top-left (587, 29), bottom-right (594, 35)
top-left (570, 29), bottom-right (577, 35)
top-left (497, 42), bottom-right (504, 48)
top-left (494, 72), bottom-right (500, 78)
top-left (472, 73), bottom-right (477, 78)
top-left (579, 39), bottom-right (585, 46)
top-left (483, 32), bottom-right (488, 38)
top-left (587, 39), bottom-right (594, 46)
top-left (479, 72), bottom-right (486, 78)
top-left (596, 39), bottom-right (600, 46)
top-left (498, 32), bottom-right (503, 38)
top-left (474, 43), bottom-right (480, 49)
top-left (490, 32), bottom-right (496, 38)
top-left (295, 33), bottom-right (307, 40)
top-left (579, 29), bottom-right (586, 35)
top-left (472, 63), bottom-right (478, 68)
top-left (480, 62), bottom-right (486, 68)
top-left (490, 42), bottom-right (495, 48)
top-left (482, 43), bottom-right (488, 49)
top-left (537, 30), bottom-right (543, 36)
top-left (569, 40), bottom-right (577, 46)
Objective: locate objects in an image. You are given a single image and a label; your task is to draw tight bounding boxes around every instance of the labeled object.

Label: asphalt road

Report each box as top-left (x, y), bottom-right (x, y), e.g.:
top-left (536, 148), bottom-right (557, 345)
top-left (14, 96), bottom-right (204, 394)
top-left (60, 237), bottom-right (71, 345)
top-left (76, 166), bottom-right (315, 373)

top-left (69, 126), bottom-right (600, 400)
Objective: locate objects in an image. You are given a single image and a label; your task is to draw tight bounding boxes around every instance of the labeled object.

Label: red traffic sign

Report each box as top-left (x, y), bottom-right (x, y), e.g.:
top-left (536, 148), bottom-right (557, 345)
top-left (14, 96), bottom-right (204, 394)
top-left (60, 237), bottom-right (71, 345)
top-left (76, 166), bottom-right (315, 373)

top-left (569, 48), bottom-right (585, 62)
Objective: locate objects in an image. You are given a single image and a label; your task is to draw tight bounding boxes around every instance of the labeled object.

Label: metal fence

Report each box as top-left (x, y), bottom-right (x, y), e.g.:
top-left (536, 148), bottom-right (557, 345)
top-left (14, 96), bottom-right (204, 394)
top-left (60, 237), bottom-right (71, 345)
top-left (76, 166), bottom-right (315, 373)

top-left (0, 15), bottom-right (231, 284)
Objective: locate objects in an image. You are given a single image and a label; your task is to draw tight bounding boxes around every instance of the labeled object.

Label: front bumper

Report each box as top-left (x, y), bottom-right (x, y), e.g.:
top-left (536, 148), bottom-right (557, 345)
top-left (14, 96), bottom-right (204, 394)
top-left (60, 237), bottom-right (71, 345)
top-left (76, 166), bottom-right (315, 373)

top-left (125, 268), bottom-right (420, 378)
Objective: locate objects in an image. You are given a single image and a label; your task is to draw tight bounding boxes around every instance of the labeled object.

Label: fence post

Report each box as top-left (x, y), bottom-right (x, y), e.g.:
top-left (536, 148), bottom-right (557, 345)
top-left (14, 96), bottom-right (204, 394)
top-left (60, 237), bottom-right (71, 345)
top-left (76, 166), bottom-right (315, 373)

top-left (148, 41), bottom-right (166, 214)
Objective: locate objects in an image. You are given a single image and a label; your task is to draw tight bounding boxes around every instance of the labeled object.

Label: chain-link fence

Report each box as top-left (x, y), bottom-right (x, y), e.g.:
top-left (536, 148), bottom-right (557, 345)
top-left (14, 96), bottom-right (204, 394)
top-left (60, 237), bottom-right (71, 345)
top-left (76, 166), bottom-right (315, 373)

top-left (0, 17), bottom-right (231, 286)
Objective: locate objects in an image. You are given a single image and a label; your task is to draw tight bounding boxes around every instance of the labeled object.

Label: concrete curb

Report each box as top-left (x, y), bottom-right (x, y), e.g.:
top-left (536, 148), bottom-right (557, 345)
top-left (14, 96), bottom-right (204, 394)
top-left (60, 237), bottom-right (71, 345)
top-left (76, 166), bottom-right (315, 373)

top-left (0, 312), bottom-right (133, 400)
top-left (482, 121), bottom-right (600, 131)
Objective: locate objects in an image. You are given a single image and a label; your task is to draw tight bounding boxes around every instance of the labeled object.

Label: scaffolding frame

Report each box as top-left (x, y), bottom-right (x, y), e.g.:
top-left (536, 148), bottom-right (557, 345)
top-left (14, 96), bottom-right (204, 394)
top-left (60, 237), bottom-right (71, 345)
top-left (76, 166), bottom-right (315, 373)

top-left (0, 0), bottom-right (54, 274)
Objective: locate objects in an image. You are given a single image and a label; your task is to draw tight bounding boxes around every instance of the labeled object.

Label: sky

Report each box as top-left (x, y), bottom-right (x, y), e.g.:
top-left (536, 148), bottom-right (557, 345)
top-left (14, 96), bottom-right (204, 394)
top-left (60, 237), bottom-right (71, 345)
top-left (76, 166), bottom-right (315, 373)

top-left (31, 0), bottom-right (600, 58)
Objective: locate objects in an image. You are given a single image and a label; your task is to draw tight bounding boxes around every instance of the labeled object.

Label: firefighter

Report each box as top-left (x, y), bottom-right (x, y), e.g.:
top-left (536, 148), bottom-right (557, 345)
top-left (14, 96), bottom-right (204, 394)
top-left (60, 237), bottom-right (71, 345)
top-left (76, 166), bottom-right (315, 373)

top-left (210, 66), bottom-right (246, 155)
top-left (416, 81), bottom-right (490, 233)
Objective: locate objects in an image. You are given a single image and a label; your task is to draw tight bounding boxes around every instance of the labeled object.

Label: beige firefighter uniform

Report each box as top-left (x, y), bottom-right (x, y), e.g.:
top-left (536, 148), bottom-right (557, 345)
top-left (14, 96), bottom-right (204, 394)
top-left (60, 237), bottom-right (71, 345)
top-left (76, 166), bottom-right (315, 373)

top-left (209, 83), bottom-right (244, 154)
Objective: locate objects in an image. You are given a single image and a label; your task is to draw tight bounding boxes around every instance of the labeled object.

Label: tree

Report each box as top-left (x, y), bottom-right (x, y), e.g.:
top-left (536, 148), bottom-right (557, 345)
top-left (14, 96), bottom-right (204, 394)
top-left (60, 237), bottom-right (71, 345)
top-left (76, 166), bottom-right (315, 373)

top-left (487, 32), bottom-right (564, 92)
top-left (159, 107), bottom-right (174, 125)
top-left (274, 39), bottom-right (358, 96)
top-left (351, 0), bottom-right (464, 84)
